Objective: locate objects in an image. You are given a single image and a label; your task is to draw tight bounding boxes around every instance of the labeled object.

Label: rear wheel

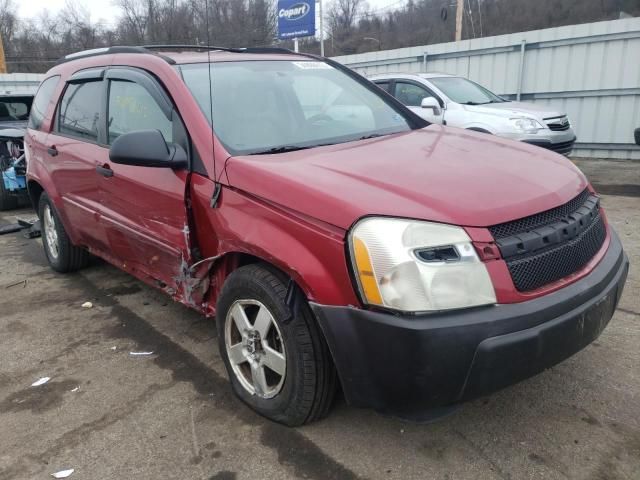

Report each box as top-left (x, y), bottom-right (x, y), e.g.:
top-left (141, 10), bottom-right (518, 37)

top-left (38, 192), bottom-right (89, 272)
top-left (0, 175), bottom-right (18, 211)
top-left (216, 264), bottom-right (337, 426)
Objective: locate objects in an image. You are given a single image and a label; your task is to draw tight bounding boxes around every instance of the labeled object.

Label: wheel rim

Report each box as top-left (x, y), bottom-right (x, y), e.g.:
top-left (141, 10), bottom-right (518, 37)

top-left (225, 299), bottom-right (286, 399)
top-left (43, 205), bottom-right (59, 260)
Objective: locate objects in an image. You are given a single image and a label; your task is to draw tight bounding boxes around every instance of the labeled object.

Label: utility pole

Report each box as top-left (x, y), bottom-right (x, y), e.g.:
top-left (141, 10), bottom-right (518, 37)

top-left (319, 0), bottom-right (324, 56)
top-left (455, 0), bottom-right (464, 41)
top-left (0, 34), bottom-right (7, 74)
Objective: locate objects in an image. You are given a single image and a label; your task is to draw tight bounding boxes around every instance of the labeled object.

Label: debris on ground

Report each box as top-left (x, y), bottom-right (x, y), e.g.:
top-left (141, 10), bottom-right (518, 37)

top-left (0, 217), bottom-right (41, 238)
top-left (31, 377), bottom-right (50, 387)
top-left (70, 387), bottom-right (79, 392)
top-left (129, 351), bottom-right (154, 356)
top-left (110, 346), bottom-right (117, 351)
top-left (0, 223), bottom-right (22, 235)
top-left (81, 302), bottom-right (93, 309)
top-left (51, 468), bottom-right (74, 478)
top-left (4, 279), bottom-right (26, 289)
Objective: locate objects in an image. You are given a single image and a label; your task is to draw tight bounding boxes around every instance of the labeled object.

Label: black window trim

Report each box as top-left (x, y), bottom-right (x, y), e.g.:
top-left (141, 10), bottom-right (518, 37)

top-left (52, 65), bottom-right (204, 175)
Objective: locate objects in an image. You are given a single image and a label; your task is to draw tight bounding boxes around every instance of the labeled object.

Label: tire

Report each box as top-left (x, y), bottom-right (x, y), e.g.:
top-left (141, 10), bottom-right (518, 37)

top-left (0, 174), bottom-right (18, 211)
top-left (216, 264), bottom-right (337, 426)
top-left (38, 192), bottom-right (89, 272)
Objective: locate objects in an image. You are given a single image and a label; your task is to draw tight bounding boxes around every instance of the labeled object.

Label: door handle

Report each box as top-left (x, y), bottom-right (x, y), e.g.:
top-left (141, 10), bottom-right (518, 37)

top-left (96, 165), bottom-right (114, 178)
top-left (47, 146), bottom-right (58, 156)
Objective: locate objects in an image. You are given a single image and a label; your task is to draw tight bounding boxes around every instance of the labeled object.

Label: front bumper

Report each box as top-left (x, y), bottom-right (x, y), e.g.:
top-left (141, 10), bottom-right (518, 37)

top-left (499, 129), bottom-right (576, 155)
top-left (311, 230), bottom-right (628, 420)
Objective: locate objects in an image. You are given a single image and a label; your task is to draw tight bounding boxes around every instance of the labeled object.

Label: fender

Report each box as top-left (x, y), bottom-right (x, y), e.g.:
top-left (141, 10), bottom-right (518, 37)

top-left (25, 129), bottom-right (84, 245)
top-left (189, 174), bottom-right (360, 314)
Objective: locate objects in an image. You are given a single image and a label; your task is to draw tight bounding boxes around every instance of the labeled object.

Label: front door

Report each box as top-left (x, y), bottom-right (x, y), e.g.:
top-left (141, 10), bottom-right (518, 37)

top-left (97, 68), bottom-right (190, 291)
top-left (393, 81), bottom-right (444, 124)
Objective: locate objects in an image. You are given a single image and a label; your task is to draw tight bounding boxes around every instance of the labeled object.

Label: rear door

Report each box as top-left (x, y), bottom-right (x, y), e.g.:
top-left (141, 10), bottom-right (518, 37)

top-left (46, 70), bottom-right (110, 249)
top-left (98, 67), bottom-right (190, 290)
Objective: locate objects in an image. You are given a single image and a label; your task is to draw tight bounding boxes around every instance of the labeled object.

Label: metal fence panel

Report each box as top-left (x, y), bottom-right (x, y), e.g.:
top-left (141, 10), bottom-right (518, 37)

top-left (332, 17), bottom-right (640, 160)
top-left (0, 73), bottom-right (44, 95)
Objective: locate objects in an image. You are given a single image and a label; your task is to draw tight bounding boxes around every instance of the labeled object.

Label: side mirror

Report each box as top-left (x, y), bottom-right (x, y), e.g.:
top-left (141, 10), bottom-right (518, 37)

top-left (421, 97), bottom-right (441, 115)
top-left (109, 129), bottom-right (187, 169)
top-left (635, 127), bottom-right (640, 146)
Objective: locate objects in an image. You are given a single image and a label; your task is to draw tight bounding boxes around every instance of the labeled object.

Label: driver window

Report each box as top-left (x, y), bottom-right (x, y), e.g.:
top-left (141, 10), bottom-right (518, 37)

top-left (394, 82), bottom-right (432, 107)
top-left (108, 80), bottom-right (173, 145)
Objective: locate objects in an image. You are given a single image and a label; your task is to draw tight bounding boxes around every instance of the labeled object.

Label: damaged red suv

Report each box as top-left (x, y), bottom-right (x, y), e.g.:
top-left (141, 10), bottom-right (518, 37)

top-left (26, 46), bottom-right (628, 425)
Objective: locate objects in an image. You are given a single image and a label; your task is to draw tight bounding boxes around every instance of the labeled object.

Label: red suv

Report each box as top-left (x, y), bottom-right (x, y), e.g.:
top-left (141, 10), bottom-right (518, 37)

top-left (26, 46), bottom-right (628, 426)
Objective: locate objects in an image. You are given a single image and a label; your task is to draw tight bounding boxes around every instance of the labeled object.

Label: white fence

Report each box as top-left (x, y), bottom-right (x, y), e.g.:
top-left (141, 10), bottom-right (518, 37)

top-left (0, 73), bottom-right (43, 95)
top-left (333, 17), bottom-right (640, 160)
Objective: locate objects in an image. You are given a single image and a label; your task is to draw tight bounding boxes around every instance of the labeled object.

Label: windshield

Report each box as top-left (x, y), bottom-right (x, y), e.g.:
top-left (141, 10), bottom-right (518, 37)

top-left (0, 96), bottom-right (33, 122)
top-left (429, 77), bottom-right (506, 105)
top-left (178, 60), bottom-right (415, 155)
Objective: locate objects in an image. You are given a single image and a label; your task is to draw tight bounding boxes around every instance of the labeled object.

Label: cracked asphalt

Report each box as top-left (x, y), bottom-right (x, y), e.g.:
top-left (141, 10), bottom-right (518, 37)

top-left (0, 159), bottom-right (638, 480)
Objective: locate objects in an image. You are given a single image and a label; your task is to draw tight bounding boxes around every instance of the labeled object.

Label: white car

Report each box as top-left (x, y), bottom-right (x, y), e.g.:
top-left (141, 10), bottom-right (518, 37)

top-left (370, 73), bottom-right (576, 155)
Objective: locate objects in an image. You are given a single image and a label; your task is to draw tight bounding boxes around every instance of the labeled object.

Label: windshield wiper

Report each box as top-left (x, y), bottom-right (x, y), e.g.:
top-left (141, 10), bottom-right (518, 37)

top-left (358, 133), bottom-right (386, 140)
top-left (248, 145), bottom-right (313, 155)
top-left (462, 101), bottom-right (491, 105)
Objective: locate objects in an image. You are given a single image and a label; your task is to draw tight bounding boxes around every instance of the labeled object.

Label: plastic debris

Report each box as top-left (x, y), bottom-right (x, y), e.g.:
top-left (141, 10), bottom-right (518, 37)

top-left (81, 302), bottom-right (93, 309)
top-left (31, 377), bottom-right (50, 387)
top-left (4, 279), bottom-right (27, 289)
top-left (110, 346), bottom-right (117, 351)
top-left (70, 387), bottom-right (79, 392)
top-left (51, 468), bottom-right (74, 478)
top-left (129, 351), bottom-right (154, 356)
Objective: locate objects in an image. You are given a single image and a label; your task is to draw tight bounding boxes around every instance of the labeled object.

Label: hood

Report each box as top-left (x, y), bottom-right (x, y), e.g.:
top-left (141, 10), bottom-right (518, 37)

top-left (225, 126), bottom-right (588, 231)
top-left (464, 101), bottom-right (564, 122)
top-left (0, 127), bottom-right (25, 140)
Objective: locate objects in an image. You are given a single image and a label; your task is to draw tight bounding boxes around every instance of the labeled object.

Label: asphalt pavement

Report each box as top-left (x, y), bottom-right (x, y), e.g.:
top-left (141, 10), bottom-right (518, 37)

top-left (0, 159), bottom-right (638, 480)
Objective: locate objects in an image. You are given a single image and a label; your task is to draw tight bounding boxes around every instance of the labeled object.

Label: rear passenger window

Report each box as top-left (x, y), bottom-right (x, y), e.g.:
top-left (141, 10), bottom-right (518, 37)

top-left (58, 81), bottom-right (102, 142)
top-left (28, 75), bottom-right (60, 130)
top-left (107, 80), bottom-right (172, 145)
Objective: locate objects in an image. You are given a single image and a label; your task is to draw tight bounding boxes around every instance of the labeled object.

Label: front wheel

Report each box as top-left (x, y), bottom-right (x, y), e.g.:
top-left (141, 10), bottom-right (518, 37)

top-left (38, 192), bottom-right (89, 272)
top-left (216, 264), bottom-right (337, 426)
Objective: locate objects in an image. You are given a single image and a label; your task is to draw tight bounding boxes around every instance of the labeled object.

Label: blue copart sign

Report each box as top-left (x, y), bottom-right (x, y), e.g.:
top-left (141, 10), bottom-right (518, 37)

top-left (278, 0), bottom-right (315, 39)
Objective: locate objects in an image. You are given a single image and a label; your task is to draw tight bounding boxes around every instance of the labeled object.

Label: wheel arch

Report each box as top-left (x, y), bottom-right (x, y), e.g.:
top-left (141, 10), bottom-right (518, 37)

top-left (27, 179), bottom-right (44, 211)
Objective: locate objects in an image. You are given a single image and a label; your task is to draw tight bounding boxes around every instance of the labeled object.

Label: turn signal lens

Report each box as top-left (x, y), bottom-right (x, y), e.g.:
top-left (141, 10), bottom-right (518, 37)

top-left (353, 237), bottom-right (383, 305)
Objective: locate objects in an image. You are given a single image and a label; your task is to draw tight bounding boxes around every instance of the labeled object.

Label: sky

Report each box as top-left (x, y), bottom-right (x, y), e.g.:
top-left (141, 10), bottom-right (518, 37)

top-left (18, 0), bottom-right (401, 23)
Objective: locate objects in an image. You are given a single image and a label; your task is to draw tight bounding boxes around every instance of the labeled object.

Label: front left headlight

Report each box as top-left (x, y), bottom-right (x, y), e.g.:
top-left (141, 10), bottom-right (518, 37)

top-left (510, 117), bottom-right (544, 133)
top-left (349, 217), bottom-right (496, 313)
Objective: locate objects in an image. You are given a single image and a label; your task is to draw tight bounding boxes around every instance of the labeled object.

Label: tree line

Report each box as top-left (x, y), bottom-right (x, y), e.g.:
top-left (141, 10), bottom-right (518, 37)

top-left (1, 0), bottom-right (638, 73)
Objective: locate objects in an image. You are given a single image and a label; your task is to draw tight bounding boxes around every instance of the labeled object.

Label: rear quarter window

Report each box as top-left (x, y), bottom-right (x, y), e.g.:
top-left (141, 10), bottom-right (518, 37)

top-left (28, 76), bottom-right (60, 130)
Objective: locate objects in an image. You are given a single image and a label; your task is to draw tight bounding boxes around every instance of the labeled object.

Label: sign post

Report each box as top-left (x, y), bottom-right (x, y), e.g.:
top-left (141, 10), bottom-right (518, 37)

top-left (277, 0), bottom-right (317, 53)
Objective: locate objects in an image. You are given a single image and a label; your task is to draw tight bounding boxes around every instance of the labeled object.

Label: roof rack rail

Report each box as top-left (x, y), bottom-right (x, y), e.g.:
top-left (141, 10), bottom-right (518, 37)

top-left (143, 45), bottom-right (294, 55)
top-left (56, 46), bottom-right (177, 65)
top-left (55, 44), bottom-right (300, 66)
top-left (143, 44), bottom-right (243, 53)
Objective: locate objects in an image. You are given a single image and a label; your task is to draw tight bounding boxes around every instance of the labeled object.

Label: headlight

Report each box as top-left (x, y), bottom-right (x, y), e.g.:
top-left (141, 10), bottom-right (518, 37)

top-left (510, 117), bottom-right (544, 133)
top-left (349, 217), bottom-right (496, 313)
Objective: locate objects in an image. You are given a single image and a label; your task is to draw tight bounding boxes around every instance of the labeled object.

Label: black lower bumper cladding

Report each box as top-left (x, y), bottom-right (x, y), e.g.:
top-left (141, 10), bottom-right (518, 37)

top-left (311, 231), bottom-right (628, 421)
